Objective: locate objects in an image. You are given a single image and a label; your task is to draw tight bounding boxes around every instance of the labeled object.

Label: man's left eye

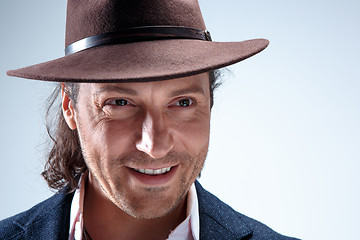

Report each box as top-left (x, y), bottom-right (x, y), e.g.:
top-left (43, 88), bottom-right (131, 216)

top-left (175, 98), bottom-right (194, 107)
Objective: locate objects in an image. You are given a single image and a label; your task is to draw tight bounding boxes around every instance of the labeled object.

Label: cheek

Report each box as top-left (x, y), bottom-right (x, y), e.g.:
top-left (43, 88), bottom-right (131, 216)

top-left (173, 114), bottom-right (210, 155)
top-left (101, 120), bottom-right (140, 156)
top-left (75, 104), bottom-right (139, 161)
top-left (76, 119), bottom-right (137, 189)
top-left (83, 119), bottom-right (139, 158)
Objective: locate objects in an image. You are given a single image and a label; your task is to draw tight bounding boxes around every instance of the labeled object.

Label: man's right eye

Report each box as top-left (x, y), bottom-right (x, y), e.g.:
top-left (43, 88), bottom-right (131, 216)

top-left (105, 98), bottom-right (130, 106)
top-left (114, 99), bottom-right (128, 106)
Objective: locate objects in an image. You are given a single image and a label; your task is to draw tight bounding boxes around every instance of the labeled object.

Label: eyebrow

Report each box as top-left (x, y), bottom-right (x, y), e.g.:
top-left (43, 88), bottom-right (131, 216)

top-left (168, 87), bottom-right (205, 98)
top-left (93, 85), bottom-right (205, 97)
top-left (94, 86), bottom-right (138, 96)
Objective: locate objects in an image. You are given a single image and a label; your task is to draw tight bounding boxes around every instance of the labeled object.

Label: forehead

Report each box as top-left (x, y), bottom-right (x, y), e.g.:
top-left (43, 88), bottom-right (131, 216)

top-left (78, 72), bottom-right (210, 97)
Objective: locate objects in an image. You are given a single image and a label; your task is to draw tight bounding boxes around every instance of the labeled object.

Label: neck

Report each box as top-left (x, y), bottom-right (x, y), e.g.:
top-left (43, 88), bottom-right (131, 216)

top-left (83, 175), bottom-right (188, 240)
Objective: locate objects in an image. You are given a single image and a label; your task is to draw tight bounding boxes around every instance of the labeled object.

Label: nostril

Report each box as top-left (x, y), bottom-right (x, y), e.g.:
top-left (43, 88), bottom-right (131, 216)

top-left (135, 132), bottom-right (174, 159)
top-left (135, 112), bottom-right (174, 158)
top-left (135, 140), bottom-right (152, 154)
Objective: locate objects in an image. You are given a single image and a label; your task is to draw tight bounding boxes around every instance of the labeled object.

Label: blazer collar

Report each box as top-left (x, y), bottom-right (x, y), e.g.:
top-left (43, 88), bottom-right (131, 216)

top-left (195, 181), bottom-right (253, 240)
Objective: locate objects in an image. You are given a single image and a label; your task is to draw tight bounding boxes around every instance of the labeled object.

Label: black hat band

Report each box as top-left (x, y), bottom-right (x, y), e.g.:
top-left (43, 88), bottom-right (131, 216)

top-left (65, 26), bottom-right (212, 56)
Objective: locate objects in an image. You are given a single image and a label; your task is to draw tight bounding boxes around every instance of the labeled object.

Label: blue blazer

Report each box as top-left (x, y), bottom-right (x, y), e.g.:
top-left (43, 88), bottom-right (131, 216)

top-left (0, 181), bottom-right (299, 239)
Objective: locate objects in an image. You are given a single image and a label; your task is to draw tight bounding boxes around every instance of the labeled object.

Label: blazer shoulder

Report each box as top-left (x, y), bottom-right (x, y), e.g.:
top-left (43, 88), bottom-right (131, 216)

top-left (0, 189), bottom-right (74, 240)
top-left (233, 210), bottom-right (300, 240)
top-left (195, 181), bottom-right (300, 240)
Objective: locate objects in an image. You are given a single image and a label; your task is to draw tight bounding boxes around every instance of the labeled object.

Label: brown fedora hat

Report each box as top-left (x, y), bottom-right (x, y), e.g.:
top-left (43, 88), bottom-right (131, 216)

top-left (7, 0), bottom-right (269, 83)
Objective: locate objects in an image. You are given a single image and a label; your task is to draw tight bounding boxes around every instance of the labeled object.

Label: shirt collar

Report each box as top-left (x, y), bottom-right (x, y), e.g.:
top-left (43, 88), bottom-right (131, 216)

top-left (167, 183), bottom-right (199, 240)
top-left (68, 172), bottom-right (199, 240)
top-left (69, 172), bottom-right (87, 240)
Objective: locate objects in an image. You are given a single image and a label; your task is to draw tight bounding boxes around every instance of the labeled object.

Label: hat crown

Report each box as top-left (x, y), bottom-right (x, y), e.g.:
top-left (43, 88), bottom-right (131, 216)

top-left (65, 0), bottom-right (207, 47)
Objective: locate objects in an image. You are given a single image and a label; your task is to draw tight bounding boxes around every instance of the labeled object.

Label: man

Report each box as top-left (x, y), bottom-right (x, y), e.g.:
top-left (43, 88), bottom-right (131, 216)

top-left (0, 0), bottom-right (299, 239)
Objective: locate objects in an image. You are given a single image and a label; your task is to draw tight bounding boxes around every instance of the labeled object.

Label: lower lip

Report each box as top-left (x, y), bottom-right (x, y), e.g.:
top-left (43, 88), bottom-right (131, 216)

top-left (128, 166), bottom-right (178, 186)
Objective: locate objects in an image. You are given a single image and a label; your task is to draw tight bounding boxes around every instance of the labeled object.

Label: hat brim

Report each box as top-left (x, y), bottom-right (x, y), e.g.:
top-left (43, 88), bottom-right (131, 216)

top-left (7, 38), bottom-right (269, 83)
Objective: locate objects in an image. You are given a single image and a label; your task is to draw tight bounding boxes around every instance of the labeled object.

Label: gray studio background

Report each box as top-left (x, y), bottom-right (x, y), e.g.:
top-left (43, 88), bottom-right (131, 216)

top-left (1, 1), bottom-right (359, 239)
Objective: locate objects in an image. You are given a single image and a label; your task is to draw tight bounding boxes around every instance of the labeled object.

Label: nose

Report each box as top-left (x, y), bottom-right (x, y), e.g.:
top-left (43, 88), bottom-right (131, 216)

top-left (135, 111), bottom-right (174, 158)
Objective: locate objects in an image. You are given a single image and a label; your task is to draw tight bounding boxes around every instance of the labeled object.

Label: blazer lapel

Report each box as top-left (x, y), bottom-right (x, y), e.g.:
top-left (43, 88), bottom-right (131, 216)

top-left (12, 189), bottom-right (74, 239)
top-left (195, 181), bottom-right (253, 240)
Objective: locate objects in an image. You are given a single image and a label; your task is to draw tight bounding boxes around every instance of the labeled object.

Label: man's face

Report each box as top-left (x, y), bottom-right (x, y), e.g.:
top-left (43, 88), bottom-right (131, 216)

top-left (63, 73), bottom-right (211, 219)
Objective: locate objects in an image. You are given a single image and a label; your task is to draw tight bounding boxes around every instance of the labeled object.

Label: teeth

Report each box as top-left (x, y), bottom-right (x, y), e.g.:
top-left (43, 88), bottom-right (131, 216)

top-left (134, 167), bottom-right (171, 175)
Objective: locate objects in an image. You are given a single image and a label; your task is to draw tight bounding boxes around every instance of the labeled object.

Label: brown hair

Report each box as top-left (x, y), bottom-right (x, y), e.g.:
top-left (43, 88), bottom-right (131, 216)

top-left (42, 83), bottom-right (85, 191)
top-left (42, 71), bottom-right (222, 191)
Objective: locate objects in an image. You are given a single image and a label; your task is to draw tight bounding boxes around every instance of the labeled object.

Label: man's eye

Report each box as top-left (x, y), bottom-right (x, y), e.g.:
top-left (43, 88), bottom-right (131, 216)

top-left (105, 98), bottom-right (130, 106)
top-left (114, 99), bottom-right (128, 106)
top-left (175, 98), bottom-right (194, 107)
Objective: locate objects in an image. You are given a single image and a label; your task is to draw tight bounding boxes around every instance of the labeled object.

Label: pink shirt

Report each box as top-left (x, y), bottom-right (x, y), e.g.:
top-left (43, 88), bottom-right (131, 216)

top-left (68, 173), bottom-right (200, 240)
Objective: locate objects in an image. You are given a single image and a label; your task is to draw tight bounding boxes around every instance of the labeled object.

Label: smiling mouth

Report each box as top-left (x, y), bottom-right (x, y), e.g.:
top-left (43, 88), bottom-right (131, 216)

top-left (132, 167), bottom-right (172, 175)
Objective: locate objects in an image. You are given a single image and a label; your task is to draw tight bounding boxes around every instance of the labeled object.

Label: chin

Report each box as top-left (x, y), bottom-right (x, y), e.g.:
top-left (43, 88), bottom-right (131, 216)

top-left (113, 187), bottom-right (187, 220)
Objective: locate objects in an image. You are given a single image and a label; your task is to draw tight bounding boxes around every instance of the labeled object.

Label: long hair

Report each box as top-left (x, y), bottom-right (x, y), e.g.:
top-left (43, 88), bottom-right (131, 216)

top-left (42, 71), bottom-right (222, 192)
top-left (42, 83), bottom-right (85, 192)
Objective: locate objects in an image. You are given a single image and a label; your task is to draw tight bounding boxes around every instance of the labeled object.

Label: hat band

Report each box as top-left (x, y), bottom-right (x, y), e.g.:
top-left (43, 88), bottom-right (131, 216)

top-left (65, 26), bottom-right (212, 56)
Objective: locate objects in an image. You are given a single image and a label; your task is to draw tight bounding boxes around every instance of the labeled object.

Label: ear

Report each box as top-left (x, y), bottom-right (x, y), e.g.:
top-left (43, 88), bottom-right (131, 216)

top-left (61, 84), bottom-right (77, 130)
